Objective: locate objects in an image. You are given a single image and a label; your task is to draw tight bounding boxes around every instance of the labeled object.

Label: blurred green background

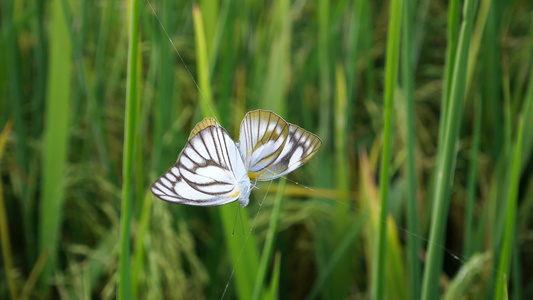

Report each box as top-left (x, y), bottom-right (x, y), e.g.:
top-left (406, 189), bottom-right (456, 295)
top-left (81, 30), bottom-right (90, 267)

top-left (1, 0), bottom-right (533, 299)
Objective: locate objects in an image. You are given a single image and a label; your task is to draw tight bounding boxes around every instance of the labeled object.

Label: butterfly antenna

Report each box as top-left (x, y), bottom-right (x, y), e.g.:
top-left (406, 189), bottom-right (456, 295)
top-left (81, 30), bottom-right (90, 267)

top-left (239, 206), bottom-right (245, 236)
top-left (231, 204), bottom-right (239, 237)
top-left (250, 178), bottom-right (262, 206)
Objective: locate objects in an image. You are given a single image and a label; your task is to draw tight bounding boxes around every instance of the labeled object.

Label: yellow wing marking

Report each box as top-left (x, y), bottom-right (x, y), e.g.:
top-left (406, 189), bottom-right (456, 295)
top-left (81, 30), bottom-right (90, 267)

top-left (247, 169), bottom-right (267, 180)
top-left (188, 118), bottom-right (219, 140)
top-left (228, 190), bottom-right (240, 198)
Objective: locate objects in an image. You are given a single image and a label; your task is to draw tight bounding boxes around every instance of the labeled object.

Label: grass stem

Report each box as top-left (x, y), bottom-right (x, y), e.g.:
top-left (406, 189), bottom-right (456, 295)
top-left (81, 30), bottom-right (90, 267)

top-left (371, 0), bottom-right (403, 298)
top-left (118, 0), bottom-right (141, 298)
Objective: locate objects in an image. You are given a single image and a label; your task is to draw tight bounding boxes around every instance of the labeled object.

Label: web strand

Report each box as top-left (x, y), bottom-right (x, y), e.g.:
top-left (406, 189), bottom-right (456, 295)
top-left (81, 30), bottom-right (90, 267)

top-left (146, 0), bottom-right (220, 123)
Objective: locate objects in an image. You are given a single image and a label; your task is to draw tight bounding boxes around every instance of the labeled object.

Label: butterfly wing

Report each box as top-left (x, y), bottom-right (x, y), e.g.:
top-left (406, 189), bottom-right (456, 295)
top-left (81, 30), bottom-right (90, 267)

top-left (239, 110), bottom-right (321, 181)
top-left (151, 122), bottom-right (248, 206)
top-left (238, 110), bottom-right (290, 179)
top-left (256, 123), bottom-right (322, 181)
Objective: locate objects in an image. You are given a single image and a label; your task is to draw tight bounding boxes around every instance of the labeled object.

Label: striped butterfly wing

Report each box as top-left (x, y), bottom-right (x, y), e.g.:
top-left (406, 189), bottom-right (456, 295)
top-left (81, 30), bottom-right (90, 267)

top-left (255, 123), bottom-right (322, 181)
top-left (238, 110), bottom-right (290, 180)
top-left (151, 121), bottom-right (248, 206)
top-left (239, 110), bottom-right (322, 181)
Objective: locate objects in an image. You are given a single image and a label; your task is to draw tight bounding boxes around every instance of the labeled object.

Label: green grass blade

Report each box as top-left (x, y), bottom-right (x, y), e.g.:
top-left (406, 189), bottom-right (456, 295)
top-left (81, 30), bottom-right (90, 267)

top-left (401, 0), bottom-right (421, 297)
top-left (511, 239), bottom-right (523, 300)
top-left (132, 191), bottom-right (152, 299)
top-left (199, 0), bottom-right (218, 53)
top-left (371, 0), bottom-right (403, 298)
top-left (29, 0), bottom-right (47, 138)
top-left (344, 1), bottom-right (362, 104)
top-left (482, 1), bottom-right (504, 161)
top-left (486, 60), bottom-right (513, 293)
top-left (307, 214), bottom-right (367, 300)
top-left (266, 252), bottom-right (282, 299)
top-left (20, 250), bottom-right (49, 299)
top-left (251, 178), bottom-right (285, 300)
top-left (465, 0), bottom-right (490, 93)
top-left (0, 122), bottom-right (17, 299)
top-left (421, 0), bottom-right (478, 298)
top-left (193, 4), bottom-right (218, 119)
top-left (328, 62), bottom-right (352, 297)
top-left (134, 32), bottom-right (145, 213)
top-left (334, 63), bottom-right (349, 230)
top-left (437, 0), bottom-right (460, 150)
top-left (385, 217), bottom-right (408, 300)
top-left (494, 118), bottom-right (524, 299)
top-left (259, 0), bottom-right (290, 115)
top-left (463, 97), bottom-right (482, 259)
top-left (309, 0), bottom-right (335, 295)
top-left (2, 0), bottom-right (28, 174)
top-left (118, 0), bottom-right (141, 298)
top-left (218, 204), bottom-right (260, 300)
top-left (359, 0), bottom-right (376, 104)
top-left (428, 0), bottom-right (460, 233)
top-left (207, 0), bottom-right (231, 78)
top-left (38, 0), bottom-right (72, 292)
top-left (2, 0), bottom-right (35, 265)
top-left (519, 20), bottom-right (533, 172)
top-left (460, 0), bottom-right (491, 260)
top-left (317, 0), bottom-right (331, 146)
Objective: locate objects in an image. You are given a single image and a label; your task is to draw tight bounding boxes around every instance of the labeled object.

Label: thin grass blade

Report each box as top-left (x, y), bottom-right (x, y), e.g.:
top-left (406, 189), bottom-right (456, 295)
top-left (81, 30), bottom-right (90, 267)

top-left (421, 0), bottom-right (478, 298)
top-left (251, 178), bottom-right (285, 300)
top-left (38, 0), bottom-right (72, 292)
top-left (118, 0), bottom-right (141, 298)
top-left (0, 122), bottom-right (17, 299)
top-left (494, 118), bottom-right (524, 299)
top-left (401, 0), bottom-right (421, 296)
top-left (371, 0), bottom-right (403, 298)
top-left (192, 4), bottom-right (217, 119)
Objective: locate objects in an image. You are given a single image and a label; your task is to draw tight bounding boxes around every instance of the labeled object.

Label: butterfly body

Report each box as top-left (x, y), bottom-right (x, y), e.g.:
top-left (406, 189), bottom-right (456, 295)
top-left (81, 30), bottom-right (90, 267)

top-left (235, 177), bottom-right (253, 207)
top-left (151, 110), bottom-right (321, 207)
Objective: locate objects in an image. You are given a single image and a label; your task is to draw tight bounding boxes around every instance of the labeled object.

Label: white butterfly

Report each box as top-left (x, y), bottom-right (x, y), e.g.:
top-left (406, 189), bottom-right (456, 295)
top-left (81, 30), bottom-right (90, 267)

top-left (151, 110), bottom-right (322, 207)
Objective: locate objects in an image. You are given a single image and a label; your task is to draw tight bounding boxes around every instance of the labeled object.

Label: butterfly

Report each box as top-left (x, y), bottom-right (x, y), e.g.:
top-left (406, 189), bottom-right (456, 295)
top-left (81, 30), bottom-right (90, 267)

top-left (151, 109), bottom-right (322, 207)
